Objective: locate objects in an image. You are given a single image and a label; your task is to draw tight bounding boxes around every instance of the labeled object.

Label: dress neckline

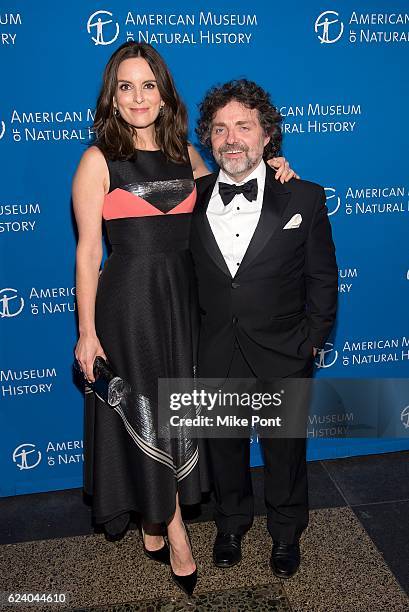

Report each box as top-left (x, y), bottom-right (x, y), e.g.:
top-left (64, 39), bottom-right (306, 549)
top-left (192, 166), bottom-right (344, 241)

top-left (134, 148), bottom-right (162, 153)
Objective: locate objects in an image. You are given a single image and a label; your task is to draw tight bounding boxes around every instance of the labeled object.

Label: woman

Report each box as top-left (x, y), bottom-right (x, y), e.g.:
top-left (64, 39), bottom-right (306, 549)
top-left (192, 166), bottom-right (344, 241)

top-left (73, 41), bottom-right (295, 596)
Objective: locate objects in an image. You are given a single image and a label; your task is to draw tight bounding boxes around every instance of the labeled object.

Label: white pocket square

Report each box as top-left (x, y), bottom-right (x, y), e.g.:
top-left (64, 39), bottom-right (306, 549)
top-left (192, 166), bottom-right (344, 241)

top-left (283, 213), bottom-right (302, 230)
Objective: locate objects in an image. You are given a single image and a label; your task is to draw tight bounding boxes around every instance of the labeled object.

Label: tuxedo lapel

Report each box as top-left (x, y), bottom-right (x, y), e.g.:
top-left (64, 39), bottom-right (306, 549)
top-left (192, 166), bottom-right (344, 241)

top-left (236, 168), bottom-right (291, 276)
top-left (195, 176), bottom-right (232, 277)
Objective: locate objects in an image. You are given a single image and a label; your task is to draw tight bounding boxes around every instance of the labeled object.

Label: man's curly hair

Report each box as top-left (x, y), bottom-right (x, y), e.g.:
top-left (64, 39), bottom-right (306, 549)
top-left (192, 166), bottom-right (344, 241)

top-left (196, 79), bottom-right (282, 160)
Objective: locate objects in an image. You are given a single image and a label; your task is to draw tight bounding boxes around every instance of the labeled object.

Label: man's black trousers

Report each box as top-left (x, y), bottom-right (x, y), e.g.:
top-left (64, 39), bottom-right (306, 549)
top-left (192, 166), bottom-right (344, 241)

top-left (206, 344), bottom-right (312, 544)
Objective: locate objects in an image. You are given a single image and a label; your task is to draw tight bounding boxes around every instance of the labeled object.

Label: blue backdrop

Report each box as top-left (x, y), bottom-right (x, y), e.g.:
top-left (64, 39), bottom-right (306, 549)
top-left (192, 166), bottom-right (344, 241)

top-left (1, 1), bottom-right (408, 496)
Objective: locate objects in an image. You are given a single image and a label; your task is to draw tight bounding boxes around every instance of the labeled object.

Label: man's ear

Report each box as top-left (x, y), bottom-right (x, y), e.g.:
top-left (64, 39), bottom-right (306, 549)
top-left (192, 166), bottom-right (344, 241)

top-left (263, 132), bottom-right (271, 147)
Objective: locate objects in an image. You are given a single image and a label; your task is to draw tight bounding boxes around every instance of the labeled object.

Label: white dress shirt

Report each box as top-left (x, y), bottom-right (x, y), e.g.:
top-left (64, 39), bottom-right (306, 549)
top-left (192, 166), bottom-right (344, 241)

top-left (207, 160), bottom-right (266, 277)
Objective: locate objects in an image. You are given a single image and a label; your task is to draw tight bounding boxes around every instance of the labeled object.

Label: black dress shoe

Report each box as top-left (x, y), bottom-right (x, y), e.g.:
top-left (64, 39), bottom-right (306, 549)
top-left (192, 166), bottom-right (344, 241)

top-left (213, 533), bottom-right (242, 568)
top-left (270, 540), bottom-right (301, 579)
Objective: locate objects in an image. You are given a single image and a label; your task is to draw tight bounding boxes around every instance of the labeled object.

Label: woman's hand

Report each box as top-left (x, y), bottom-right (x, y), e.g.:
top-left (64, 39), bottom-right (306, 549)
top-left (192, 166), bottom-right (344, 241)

top-left (75, 333), bottom-right (107, 382)
top-left (268, 156), bottom-right (300, 183)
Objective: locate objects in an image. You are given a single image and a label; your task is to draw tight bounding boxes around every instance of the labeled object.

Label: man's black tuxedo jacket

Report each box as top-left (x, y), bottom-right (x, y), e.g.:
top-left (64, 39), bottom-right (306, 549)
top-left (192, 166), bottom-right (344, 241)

top-left (190, 166), bottom-right (338, 379)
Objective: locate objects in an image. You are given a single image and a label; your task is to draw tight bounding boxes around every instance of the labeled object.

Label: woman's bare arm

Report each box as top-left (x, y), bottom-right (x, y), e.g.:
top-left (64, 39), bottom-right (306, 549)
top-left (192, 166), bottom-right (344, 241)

top-left (188, 144), bottom-right (211, 179)
top-left (72, 146), bottom-right (108, 380)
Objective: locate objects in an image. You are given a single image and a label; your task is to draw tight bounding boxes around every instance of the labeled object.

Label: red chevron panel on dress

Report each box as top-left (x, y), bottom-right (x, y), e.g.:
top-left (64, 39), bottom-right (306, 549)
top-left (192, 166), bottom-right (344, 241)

top-left (103, 186), bottom-right (197, 220)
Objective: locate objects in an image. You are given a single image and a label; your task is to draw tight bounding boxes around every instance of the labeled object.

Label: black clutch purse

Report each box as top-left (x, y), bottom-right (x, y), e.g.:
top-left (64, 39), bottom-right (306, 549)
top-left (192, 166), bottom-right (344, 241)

top-left (74, 356), bottom-right (130, 407)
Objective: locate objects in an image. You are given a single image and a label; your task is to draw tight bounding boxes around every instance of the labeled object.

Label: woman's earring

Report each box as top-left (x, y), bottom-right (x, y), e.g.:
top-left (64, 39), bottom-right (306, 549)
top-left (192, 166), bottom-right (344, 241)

top-left (159, 104), bottom-right (165, 116)
top-left (114, 107), bottom-right (120, 117)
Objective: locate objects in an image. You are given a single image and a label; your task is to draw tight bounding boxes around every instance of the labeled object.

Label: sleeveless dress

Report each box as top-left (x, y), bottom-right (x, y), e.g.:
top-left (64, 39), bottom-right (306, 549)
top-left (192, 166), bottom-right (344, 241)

top-left (83, 149), bottom-right (206, 533)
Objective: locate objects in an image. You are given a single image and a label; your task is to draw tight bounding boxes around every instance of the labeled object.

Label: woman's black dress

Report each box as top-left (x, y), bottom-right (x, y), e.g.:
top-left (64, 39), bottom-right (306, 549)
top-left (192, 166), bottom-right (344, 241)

top-left (83, 149), bottom-right (206, 534)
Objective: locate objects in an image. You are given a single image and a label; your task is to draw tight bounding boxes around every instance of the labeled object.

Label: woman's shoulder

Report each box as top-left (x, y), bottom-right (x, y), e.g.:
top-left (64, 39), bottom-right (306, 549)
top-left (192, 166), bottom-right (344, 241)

top-left (74, 145), bottom-right (109, 192)
top-left (85, 144), bottom-right (108, 162)
top-left (79, 146), bottom-right (111, 177)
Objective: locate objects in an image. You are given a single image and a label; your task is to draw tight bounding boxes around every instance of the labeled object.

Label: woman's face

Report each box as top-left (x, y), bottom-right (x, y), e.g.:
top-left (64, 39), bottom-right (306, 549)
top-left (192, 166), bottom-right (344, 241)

top-left (114, 57), bottom-right (163, 130)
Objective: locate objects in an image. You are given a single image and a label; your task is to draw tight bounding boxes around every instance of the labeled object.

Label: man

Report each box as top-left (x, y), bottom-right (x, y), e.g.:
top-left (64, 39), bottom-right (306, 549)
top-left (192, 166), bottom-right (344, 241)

top-left (190, 80), bottom-right (338, 578)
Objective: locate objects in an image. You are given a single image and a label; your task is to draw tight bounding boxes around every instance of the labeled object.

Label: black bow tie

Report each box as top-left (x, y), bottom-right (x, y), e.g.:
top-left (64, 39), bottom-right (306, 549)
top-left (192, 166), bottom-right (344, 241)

top-left (218, 178), bottom-right (258, 206)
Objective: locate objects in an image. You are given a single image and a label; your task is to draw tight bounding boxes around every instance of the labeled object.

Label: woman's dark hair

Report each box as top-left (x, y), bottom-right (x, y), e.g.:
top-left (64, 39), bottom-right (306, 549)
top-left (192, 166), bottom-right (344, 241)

top-left (93, 42), bottom-right (188, 162)
top-left (196, 79), bottom-right (282, 159)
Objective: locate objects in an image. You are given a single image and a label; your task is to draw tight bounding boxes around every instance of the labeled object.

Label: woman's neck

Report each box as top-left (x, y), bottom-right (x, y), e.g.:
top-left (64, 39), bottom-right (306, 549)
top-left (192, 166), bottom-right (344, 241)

top-left (133, 126), bottom-right (159, 151)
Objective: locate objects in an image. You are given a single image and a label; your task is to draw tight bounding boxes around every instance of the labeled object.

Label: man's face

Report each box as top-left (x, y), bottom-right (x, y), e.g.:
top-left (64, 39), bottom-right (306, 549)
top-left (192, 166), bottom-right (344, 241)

top-left (210, 100), bottom-right (270, 181)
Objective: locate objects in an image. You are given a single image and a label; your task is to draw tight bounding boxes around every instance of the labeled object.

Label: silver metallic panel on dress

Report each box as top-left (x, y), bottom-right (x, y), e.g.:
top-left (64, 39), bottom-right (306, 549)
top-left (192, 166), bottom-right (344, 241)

top-left (123, 179), bottom-right (195, 213)
top-left (114, 390), bottom-right (199, 481)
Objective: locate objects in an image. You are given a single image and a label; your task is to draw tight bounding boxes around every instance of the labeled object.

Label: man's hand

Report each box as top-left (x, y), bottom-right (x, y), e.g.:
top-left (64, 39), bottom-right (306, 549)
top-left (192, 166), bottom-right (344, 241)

top-left (267, 156), bottom-right (300, 184)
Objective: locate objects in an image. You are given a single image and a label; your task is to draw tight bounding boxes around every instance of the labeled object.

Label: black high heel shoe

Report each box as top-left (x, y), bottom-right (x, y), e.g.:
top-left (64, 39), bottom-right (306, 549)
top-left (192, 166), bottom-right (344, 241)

top-left (170, 565), bottom-right (197, 597)
top-left (169, 524), bottom-right (197, 597)
top-left (141, 527), bottom-right (170, 565)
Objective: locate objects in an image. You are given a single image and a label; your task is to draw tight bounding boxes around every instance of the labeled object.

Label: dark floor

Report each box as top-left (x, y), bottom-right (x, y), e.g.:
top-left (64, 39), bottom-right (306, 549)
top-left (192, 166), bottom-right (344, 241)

top-left (1, 451), bottom-right (408, 611)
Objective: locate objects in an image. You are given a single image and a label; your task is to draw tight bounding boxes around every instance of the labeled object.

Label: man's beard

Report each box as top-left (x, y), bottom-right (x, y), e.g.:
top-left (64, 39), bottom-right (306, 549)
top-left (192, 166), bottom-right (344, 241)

top-left (214, 142), bottom-right (260, 178)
